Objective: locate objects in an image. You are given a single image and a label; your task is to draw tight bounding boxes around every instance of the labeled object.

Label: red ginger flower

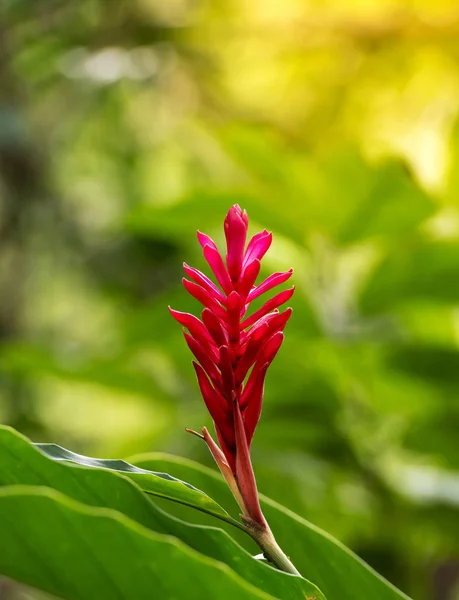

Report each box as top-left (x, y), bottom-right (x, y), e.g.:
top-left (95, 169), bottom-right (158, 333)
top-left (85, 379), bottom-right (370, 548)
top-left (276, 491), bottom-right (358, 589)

top-left (170, 205), bottom-right (294, 528)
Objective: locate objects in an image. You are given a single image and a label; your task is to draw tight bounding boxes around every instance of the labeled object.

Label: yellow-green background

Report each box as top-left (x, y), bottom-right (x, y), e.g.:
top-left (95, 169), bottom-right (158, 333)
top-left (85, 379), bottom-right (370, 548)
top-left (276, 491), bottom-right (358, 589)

top-left (2, 1), bottom-right (459, 598)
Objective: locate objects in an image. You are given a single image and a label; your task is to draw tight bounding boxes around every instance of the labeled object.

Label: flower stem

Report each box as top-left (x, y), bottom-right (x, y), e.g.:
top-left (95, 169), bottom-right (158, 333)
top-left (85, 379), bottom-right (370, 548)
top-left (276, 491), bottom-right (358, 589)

top-left (243, 517), bottom-right (301, 576)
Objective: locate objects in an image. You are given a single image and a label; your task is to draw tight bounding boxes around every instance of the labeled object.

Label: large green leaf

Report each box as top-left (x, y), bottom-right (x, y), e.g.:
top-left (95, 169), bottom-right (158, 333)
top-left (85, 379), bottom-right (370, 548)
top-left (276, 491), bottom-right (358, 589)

top-left (31, 432), bottom-right (234, 526)
top-left (0, 486), bottom-right (278, 600)
top-left (0, 426), bottom-right (324, 600)
top-left (131, 453), bottom-right (412, 600)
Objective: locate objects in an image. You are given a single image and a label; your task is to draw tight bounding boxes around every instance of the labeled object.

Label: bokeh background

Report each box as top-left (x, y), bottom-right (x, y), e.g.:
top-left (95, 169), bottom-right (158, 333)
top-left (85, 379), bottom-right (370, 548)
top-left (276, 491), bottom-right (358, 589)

top-left (2, 0), bottom-right (459, 598)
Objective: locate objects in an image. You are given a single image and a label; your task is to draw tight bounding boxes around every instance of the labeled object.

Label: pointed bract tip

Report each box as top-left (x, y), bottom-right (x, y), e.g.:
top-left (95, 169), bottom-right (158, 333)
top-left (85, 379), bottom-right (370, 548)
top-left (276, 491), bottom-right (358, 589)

top-left (225, 205), bottom-right (249, 230)
top-left (224, 205), bottom-right (249, 281)
top-left (168, 306), bottom-right (183, 321)
top-left (226, 204), bottom-right (242, 216)
top-left (197, 230), bottom-right (218, 251)
top-left (185, 427), bottom-right (205, 440)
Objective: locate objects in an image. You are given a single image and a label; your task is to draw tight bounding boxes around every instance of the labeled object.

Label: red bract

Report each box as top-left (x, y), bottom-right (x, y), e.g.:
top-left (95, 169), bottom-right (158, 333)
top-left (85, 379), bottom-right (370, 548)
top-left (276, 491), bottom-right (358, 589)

top-left (170, 205), bottom-right (294, 527)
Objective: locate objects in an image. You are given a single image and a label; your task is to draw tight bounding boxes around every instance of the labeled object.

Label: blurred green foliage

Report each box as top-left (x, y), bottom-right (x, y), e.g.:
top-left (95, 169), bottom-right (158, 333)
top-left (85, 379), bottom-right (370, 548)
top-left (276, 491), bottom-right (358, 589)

top-left (2, 1), bottom-right (459, 599)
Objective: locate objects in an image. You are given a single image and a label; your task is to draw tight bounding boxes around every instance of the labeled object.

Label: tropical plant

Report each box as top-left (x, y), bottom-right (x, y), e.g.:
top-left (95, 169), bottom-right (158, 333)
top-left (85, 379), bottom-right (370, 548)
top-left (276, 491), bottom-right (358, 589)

top-left (0, 206), bottom-right (411, 600)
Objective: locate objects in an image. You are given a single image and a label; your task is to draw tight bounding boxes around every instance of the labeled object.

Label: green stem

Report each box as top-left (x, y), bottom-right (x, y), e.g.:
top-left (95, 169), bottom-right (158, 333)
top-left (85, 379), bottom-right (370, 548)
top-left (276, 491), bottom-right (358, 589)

top-left (243, 517), bottom-right (301, 576)
top-left (145, 487), bottom-right (300, 574)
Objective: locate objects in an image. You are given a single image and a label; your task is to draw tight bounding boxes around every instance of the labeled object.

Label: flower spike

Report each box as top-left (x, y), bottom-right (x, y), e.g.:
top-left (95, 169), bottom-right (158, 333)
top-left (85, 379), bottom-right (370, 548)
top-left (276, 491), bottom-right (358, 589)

top-left (170, 205), bottom-right (301, 575)
top-left (170, 204), bottom-right (294, 534)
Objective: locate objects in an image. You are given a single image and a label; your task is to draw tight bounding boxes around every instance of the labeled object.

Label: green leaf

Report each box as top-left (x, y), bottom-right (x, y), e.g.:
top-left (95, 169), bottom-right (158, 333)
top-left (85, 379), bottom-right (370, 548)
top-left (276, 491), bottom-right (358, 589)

top-left (7, 427), bottom-right (406, 600)
top-left (32, 434), bottom-right (233, 525)
top-left (131, 454), bottom-right (412, 600)
top-left (359, 239), bottom-right (459, 314)
top-left (326, 156), bottom-right (435, 244)
top-left (0, 426), bottom-right (325, 600)
top-left (0, 486), bottom-right (278, 600)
